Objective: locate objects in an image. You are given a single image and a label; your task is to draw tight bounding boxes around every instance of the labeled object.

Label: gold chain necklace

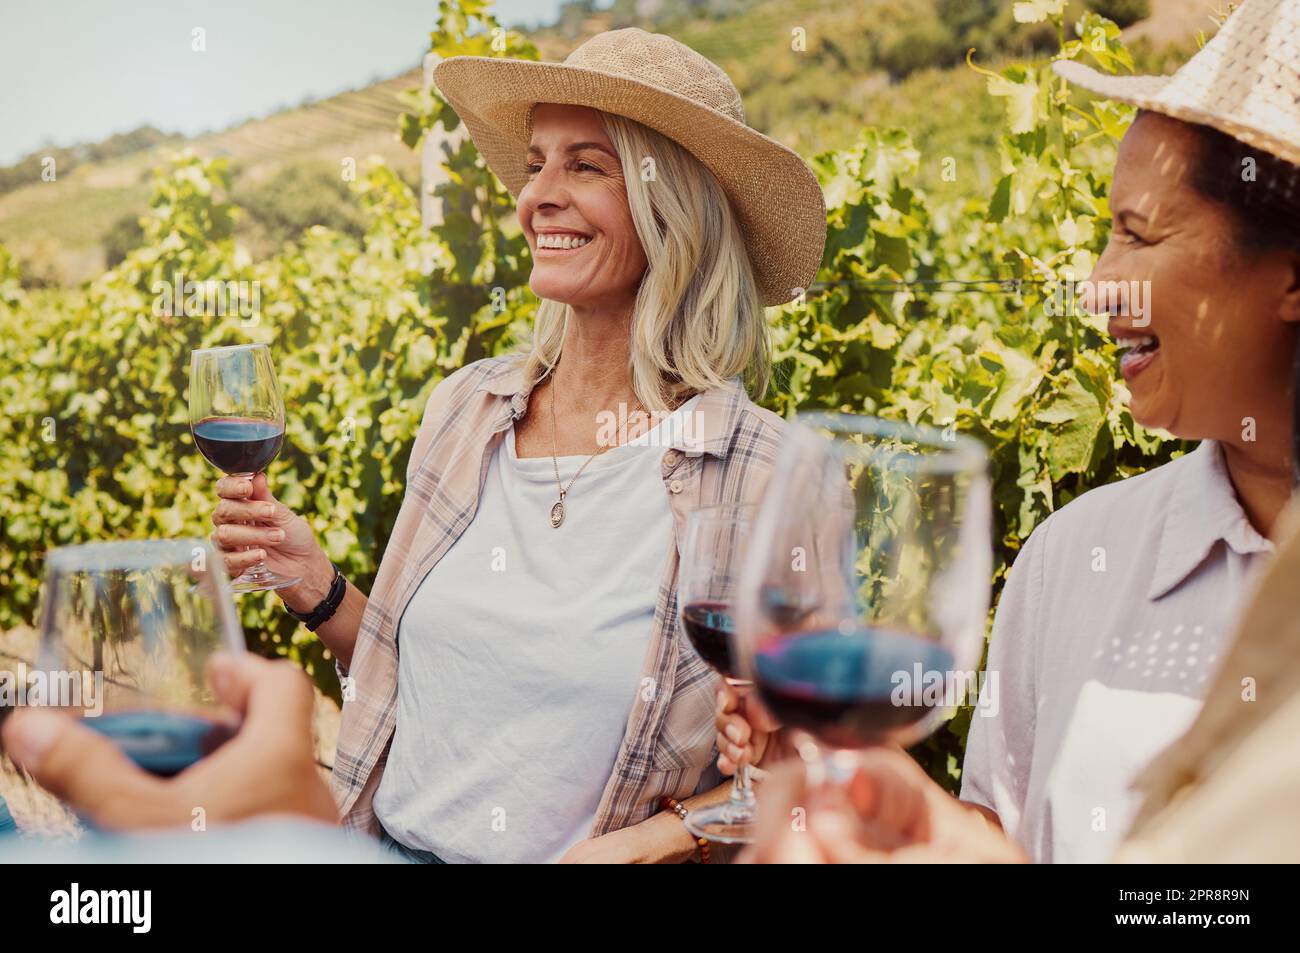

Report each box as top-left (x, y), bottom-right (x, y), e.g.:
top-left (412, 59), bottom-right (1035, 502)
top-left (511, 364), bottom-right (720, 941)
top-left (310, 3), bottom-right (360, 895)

top-left (547, 374), bottom-right (644, 528)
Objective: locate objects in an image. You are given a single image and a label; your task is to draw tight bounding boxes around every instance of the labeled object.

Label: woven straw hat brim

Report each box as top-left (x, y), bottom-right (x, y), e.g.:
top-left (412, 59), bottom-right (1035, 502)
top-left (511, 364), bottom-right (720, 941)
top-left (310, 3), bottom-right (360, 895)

top-left (1052, 0), bottom-right (1300, 167)
top-left (433, 55), bottom-right (827, 307)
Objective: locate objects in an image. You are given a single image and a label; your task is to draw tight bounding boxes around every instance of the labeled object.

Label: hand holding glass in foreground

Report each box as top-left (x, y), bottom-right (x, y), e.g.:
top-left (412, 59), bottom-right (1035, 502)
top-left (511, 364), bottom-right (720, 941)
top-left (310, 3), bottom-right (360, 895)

top-left (738, 746), bottom-right (1023, 864)
top-left (1, 653), bottom-right (337, 831)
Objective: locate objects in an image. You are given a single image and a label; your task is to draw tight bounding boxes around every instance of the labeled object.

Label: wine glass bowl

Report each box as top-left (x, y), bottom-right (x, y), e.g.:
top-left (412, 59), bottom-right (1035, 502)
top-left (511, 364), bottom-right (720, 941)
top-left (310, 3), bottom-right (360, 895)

top-left (34, 538), bottom-right (246, 776)
top-left (735, 413), bottom-right (992, 763)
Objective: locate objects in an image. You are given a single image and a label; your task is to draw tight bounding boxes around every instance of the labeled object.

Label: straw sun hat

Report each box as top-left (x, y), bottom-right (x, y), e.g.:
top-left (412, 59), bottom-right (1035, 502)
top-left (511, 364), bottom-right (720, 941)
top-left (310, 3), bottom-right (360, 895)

top-left (1054, 0), bottom-right (1300, 168)
top-left (432, 28), bottom-right (827, 307)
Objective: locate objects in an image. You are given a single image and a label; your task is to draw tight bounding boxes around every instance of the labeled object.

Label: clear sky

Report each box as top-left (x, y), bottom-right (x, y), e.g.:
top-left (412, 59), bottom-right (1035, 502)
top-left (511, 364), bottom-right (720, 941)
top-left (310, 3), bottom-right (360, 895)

top-left (0, 0), bottom-right (578, 165)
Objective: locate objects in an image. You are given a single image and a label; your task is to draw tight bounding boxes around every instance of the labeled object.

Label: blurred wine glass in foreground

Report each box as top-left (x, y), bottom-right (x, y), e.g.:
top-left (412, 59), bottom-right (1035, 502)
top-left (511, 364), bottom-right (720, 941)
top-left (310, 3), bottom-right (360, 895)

top-left (34, 538), bottom-right (245, 776)
top-left (734, 413), bottom-right (991, 785)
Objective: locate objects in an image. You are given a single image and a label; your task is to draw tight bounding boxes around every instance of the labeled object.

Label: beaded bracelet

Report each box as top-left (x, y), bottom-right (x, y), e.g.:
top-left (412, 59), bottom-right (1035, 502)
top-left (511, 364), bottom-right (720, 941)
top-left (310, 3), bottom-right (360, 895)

top-left (660, 796), bottom-right (711, 864)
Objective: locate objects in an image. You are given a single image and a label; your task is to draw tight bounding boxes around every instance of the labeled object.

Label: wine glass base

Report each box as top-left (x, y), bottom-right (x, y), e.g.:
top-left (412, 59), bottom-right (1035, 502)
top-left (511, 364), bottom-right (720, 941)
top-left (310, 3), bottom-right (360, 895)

top-left (230, 573), bottom-right (301, 594)
top-left (683, 802), bottom-right (756, 846)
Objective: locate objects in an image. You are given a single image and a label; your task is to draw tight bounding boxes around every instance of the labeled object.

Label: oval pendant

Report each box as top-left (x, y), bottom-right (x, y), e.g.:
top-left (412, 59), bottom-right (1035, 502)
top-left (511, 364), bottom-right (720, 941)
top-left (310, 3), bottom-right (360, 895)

top-left (550, 499), bottom-right (565, 528)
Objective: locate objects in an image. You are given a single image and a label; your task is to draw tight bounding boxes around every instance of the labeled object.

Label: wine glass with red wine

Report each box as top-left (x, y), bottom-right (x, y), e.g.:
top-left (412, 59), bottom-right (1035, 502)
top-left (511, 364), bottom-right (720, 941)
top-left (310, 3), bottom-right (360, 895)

top-left (734, 413), bottom-right (991, 787)
top-left (33, 538), bottom-right (245, 777)
top-left (189, 343), bottom-right (298, 593)
top-left (676, 502), bottom-right (763, 844)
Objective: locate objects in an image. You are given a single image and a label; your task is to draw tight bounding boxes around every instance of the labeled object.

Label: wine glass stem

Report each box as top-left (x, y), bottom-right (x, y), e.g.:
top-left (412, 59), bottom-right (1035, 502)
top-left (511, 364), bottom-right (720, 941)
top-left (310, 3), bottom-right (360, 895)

top-left (796, 734), bottom-right (862, 789)
top-left (825, 749), bottom-right (860, 785)
top-left (729, 763), bottom-right (755, 810)
top-left (725, 677), bottom-right (758, 809)
top-left (233, 471), bottom-right (271, 580)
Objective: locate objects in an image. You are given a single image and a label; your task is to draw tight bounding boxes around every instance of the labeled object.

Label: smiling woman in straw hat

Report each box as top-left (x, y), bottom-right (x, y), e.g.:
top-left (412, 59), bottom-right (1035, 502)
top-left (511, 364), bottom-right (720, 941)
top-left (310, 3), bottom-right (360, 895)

top-left (208, 27), bottom-right (825, 864)
top-left (723, 0), bottom-right (1300, 865)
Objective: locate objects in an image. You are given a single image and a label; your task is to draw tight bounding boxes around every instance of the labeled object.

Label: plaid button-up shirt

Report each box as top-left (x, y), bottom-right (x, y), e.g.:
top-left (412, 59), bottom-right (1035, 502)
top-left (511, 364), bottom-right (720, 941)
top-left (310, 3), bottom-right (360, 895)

top-left (332, 355), bottom-right (785, 837)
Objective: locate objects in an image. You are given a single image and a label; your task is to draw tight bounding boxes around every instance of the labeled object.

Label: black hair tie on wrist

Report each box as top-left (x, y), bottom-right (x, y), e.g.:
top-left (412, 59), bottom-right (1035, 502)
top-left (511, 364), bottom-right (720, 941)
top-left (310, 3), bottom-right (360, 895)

top-left (285, 564), bottom-right (346, 632)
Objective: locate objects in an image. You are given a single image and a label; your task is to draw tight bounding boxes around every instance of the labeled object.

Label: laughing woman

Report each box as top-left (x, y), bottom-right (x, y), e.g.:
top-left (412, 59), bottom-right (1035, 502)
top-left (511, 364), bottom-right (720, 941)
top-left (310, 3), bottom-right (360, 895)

top-left (961, 6), bottom-right (1300, 862)
top-left (718, 0), bottom-right (1300, 864)
top-left (207, 29), bottom-right (825, 863)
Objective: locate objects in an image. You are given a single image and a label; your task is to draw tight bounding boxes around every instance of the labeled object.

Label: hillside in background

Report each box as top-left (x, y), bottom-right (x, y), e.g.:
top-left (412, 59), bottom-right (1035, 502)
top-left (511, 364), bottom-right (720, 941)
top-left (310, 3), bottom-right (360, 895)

top-left (0, 0), bottom-right (1209, 286)
top-left (0, 72), bottom-right (422, 285)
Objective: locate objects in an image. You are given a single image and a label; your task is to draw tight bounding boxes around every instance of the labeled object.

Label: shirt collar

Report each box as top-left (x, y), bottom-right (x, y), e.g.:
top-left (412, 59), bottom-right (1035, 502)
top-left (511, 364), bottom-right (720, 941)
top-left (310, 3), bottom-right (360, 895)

top-left (475, 357), bottom-right (750, 458)
top-left (1147, 439), bottom-right (1275, 601)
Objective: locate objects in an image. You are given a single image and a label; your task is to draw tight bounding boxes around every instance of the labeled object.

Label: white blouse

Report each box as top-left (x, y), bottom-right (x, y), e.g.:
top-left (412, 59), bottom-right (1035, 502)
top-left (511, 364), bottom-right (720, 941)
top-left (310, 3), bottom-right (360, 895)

top-left (960, 440), bottom-right (1274, 863)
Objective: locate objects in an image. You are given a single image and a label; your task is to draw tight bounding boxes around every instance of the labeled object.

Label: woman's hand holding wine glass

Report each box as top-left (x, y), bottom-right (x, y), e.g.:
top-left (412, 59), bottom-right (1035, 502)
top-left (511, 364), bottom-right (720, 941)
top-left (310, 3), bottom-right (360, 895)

top-left (209, 472), bottom-right (335, 616)
top-left (738, 747), bottom-right (1021, 864)
top-left (193, 343), bottom-right (364, 669)
top-left (3, 652), bottom-right (338, 830)
top-left (714, 678), bottom-right (781, 776)
top-left (190, 343), bottom-right (301, 594)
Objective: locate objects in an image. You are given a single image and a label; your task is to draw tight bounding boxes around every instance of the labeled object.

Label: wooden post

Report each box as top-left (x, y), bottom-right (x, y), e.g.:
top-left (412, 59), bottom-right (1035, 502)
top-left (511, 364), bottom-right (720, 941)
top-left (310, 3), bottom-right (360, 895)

top-left (421, 51), bottom-right (469, 230)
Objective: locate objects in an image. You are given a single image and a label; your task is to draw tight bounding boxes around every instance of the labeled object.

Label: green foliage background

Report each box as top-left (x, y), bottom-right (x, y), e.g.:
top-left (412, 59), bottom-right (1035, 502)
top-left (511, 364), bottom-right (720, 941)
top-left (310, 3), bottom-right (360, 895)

top-left (0, 0), bottom-right (1184, 791)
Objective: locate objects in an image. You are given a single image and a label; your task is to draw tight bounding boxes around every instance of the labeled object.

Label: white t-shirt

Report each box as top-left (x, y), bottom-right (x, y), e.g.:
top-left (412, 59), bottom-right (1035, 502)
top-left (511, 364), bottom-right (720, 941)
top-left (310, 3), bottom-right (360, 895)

top-left (372, 395), bottom-right (702, 863)
top-left (960, 440), bottom-right (1273, 863)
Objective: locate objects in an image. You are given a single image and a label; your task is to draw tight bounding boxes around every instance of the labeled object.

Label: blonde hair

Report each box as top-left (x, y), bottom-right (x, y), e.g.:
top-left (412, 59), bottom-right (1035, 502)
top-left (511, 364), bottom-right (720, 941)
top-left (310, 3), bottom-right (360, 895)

top-left (518, 110), bottom-right (769, 413)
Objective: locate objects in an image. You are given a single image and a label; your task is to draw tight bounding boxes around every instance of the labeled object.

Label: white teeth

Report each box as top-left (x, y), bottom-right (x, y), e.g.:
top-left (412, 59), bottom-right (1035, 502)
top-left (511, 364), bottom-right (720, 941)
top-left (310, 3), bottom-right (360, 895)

top-left (1116, 335), bottom-right (1157, 351)
top-left (537, 234), bottom-right (591, 249)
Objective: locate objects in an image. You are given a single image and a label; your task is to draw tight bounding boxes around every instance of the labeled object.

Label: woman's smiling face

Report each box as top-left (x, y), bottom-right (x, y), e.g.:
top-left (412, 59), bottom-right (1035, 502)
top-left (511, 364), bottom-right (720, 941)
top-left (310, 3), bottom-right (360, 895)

top-left (517, 103), bottom-right (648, 312)
top-left (1085, 111), bottom-right (1299, 441)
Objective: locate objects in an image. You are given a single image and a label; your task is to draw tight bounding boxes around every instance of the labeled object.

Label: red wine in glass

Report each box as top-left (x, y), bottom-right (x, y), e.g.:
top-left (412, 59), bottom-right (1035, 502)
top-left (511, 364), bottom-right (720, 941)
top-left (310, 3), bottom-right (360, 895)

top-left (681, 600), bottom-right (739, 678)
top-left (753, 626), bottom-right (955, 750)
top-left (189, 343), bottom-right (299, 593)
top-left (684, 595), bottom-right (818, 681)
top-left (192, 418), bottom-right (284, 475)
top-left (88, 710), bottom-right (238, 777)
